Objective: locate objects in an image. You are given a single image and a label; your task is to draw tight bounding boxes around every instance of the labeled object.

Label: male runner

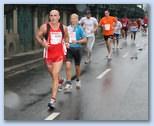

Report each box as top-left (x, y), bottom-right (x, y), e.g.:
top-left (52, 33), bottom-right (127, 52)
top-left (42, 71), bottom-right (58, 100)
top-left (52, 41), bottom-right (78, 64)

top-left (36, 10), bottom-right (69, 109)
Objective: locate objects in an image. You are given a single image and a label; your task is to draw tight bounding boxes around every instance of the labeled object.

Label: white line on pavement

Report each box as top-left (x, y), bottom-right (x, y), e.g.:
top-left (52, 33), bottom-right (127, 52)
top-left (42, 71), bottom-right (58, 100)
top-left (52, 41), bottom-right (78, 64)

top-left (96, 68), bottom-right (111, 79)
top-left (45, 112), bottom-right (60, 120)
top-left (122, 52), bottom-right (129, 58)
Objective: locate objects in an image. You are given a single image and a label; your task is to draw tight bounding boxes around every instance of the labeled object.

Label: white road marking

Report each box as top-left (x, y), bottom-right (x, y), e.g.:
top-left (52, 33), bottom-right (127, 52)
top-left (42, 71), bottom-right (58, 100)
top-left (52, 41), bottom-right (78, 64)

top-left (45, 112), bottom-right (60, 120)
top-left (96, 68), bottom-right (111, 79)
top-left (122, 52), bottom-right (129, 58)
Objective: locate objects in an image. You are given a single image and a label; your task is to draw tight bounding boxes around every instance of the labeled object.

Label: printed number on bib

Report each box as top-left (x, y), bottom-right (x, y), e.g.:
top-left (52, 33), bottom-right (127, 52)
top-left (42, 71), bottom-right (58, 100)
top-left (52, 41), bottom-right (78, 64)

top-left (50, 32), bottom-right (62, 44)
top-left (69, 32), bottom-right (76, 43)
top-left (104, 24), bottom-right (110, 31)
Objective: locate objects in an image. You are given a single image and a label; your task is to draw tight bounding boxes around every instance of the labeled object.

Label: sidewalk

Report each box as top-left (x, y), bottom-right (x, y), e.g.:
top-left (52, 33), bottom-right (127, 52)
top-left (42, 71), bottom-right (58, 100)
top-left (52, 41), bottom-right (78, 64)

top-left (4, 49), bottom-right (43, 78)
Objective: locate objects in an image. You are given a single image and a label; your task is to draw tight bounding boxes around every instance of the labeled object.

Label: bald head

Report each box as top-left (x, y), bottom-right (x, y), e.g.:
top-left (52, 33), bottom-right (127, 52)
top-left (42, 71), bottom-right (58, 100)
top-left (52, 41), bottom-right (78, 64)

top-left (49, 9), bottom-right (60, 24)
top-left (49, 10), bottom-right (60, 16)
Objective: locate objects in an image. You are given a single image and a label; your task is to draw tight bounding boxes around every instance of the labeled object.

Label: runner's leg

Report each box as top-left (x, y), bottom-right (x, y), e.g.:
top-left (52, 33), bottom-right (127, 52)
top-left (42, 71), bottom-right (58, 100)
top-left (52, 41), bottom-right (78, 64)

top-left (50, 61), bottom-right (63, 99)
top-left (86, 35), bottom-right (95, 62)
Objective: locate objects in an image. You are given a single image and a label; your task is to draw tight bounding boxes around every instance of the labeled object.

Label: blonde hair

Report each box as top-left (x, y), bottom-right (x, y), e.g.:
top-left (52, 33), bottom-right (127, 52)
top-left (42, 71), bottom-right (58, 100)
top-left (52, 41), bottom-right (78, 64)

top-left (70, 13), bottom-right (79, 19)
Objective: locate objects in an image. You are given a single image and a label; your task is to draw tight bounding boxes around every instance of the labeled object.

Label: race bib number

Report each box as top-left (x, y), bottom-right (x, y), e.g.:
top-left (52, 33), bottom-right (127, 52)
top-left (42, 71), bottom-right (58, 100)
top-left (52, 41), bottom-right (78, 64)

top-left (123, 24), bottom-right (126, 27)
top-left (104, 24), bottom-right (110, 31)
top-left (50, 32), bottom-right (62, 44)
top-left (69, 32), bottom-right (76, 43)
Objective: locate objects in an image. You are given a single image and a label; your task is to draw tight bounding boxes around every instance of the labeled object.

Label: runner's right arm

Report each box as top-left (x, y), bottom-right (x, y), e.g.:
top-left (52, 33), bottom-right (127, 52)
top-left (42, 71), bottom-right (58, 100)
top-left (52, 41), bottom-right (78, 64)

top-left (99, 18), bottom-right (104, 29)
top-left (35, 24), bottom-right (49, 49)
top-left (79, 17), bottom-right (84, 26)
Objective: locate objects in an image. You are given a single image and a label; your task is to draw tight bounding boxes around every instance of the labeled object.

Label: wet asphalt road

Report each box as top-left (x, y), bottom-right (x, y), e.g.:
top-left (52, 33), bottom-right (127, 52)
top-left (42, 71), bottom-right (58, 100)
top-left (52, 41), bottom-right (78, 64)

top-left (4, 31), bottom-right (148, 120)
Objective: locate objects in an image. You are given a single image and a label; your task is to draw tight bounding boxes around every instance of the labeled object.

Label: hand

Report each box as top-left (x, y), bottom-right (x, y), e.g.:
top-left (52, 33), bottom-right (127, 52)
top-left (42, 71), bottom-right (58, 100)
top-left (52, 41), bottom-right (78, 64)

top-left (66, 43), bottom-right (70, 48)
top-left (43, 39), bottom-right (50, 49)
top-left (92, 29), bottom-right (97, 33)
top-left (91, 30), bottom-right (94, 33)
top-left (72, 40), bottom-right (77, 43)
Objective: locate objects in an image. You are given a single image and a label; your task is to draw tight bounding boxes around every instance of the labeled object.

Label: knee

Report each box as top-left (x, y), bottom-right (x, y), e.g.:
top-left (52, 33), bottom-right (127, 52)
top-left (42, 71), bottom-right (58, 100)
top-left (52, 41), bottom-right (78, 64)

top-left (52, 72), bottom-right (59, 80)
top-left (66, 62), bottom-right (71, 71)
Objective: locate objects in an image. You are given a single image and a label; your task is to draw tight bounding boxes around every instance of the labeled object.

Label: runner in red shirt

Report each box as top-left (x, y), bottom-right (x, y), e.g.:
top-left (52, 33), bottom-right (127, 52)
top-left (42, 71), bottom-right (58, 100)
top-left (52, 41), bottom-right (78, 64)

top-left (137, 18), bottom-right (141, 31)
top-left (121, 16), bottom-right (129, 40)
top-left (36, 10), bottom-right (69, 109)
top-left (144, 16), bottom-right (148, 25)
top-left (143, 16), bottom-right (148, 34)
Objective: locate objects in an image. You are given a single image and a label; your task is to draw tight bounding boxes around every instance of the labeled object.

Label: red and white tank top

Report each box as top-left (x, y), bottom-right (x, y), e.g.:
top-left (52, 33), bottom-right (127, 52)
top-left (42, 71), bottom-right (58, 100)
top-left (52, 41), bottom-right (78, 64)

top-left (43, 23), bottom-right (65, 60)
top-left (47, 23), bottom-right (63, 45)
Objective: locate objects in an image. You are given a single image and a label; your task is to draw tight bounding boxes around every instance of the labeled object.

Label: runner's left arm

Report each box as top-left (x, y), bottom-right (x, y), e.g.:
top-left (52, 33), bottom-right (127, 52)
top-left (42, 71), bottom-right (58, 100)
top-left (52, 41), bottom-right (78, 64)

top-left (63, 25), bottom-right (70, 48)
top-left (76, 37), bottom-right (87, 44)
top-left (93, 18), bottom-right (98, 33)
top-left (119, 22), bottom-right (122, 29)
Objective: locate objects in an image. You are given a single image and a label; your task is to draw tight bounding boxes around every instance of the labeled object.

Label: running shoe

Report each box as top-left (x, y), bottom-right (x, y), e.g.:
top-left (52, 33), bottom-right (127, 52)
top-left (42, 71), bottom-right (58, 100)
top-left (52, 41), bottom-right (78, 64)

top-left (64, 81), bottom-right (72, 93)
top-left (48, 98), bottom-right (56, 110)
top-left (76, 80), bottom-right (81, 89)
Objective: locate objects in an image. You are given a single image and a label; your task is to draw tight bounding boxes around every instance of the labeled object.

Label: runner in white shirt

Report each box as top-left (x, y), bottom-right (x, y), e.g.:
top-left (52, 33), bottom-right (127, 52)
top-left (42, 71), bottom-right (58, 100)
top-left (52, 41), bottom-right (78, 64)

top-left (79, 10), bottom-right (98, 64)
top-left (113, 17), bottom-right (122, 49)
top-left (129, 19), bottom-right (138, 41)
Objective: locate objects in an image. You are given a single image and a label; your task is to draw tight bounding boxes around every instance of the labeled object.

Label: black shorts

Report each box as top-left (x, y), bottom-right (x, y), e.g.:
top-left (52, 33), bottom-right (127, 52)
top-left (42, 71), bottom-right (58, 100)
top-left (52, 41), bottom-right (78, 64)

top-left (66, 47), bottom-right (82, 66)
top-left (142, 24), bottom-right (147, 29)
top-left (122, 27), bottom-right (128, 31)
top-left (114, 33), bottom-right (120, 39)
top-left (104, 35), bottom-right (114, 41)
